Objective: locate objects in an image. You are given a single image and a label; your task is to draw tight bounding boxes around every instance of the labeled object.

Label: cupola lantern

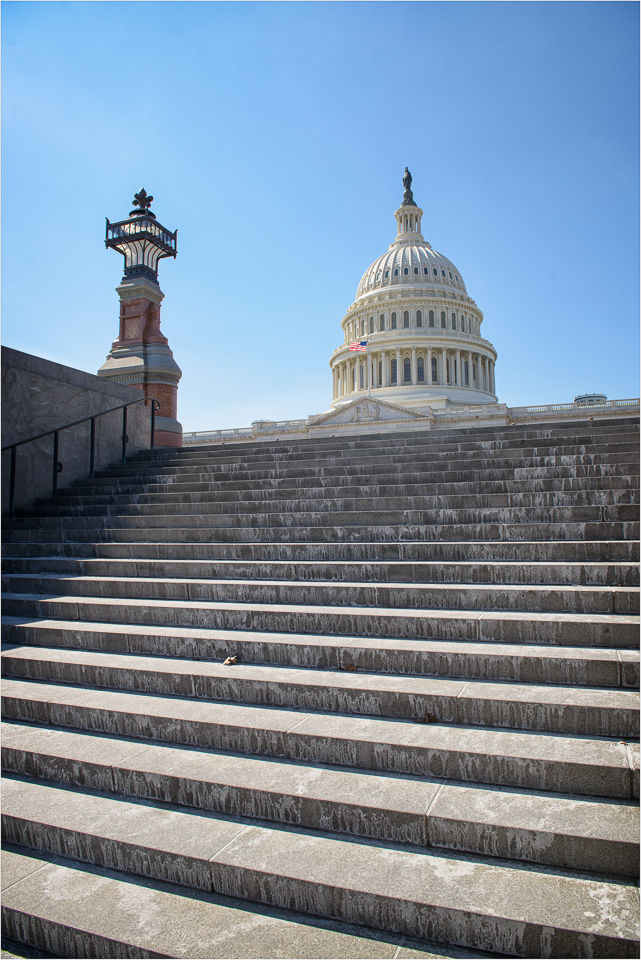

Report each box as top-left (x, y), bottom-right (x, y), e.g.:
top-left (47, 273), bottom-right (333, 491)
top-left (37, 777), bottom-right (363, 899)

top-left (105, 188), bottom-right (177, 283)
top-left (98, 189), bottom-right (183, 447)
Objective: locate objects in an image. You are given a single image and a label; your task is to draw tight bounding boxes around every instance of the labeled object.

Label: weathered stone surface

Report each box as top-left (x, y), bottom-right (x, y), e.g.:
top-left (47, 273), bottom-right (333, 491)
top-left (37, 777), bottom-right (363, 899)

top-left (2, 417), bottom-right (639, 958)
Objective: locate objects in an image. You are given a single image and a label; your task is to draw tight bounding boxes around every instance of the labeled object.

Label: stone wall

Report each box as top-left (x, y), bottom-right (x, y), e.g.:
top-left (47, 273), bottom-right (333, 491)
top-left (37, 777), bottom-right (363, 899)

top-left (1, 347), bottom-right (154, 514)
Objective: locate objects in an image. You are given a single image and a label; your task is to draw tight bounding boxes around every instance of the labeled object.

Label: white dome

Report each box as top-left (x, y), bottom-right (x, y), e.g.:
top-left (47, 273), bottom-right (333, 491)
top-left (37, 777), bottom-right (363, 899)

top-left (357, 243), bottom-right (467, 299)
top-left (330, 171), bottom-right (498, 412)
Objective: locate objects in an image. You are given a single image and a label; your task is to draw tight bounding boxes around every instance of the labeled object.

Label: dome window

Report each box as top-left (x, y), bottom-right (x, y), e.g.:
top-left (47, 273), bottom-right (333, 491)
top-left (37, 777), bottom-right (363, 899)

top-left (360, 364), bottom-right (364, 388)
top-left (432, 356), bottom-right (438, 382)
top-left (417, 357), bottom-right (425, 382)
top-left (413, 266), bottom-right (419, 275)
top-left (441, 269), bottom-right (446, 278)
top-left (416, 310), bottom-right (422, 327)
top-left (369, 316), bottom-right (374, 334)
top-left (429, 310), bottom-right (435, 327)
top-left (455, 275), bottom-right (459, 281)
top-left (391, 359), bottom-right (397, 384)
top-left (433, 268), bottom-right (438, 276)
top-left (404, 357), bottom-right (411, 383)
top-left (452, 313), bottom-right (457, 330)
top-left (403, 311), bottom-right (410, 328)
top-left (461, 316), bottom-right (466, 332)
top-left (360, 319), bottom-right (365, 336)
top-left (403, 267), bottom-right (409, 276)
top-left (385, 270), bottom-right (389, 279)
top-left (424, 267), bottom-right (429, 275)
top-left (379, 314), bottom-right (385, 331)
top-left (391, 312), bottom-right (397, 329)
top-left (449, 271), bottom-right (453, 279)
top-left (394, 268), bottom-right (399, 277)
top-left (441, 311), bottom-right (446, 328)
top-left (464, 361), bottom-right (469, 386)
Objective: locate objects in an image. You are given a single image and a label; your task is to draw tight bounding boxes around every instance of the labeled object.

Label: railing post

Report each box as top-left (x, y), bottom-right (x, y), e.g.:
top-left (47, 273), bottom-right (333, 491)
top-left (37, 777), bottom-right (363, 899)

top-left (89, 417), bottom-right (96, 479)
top-left (52, 431), bottom-right (59, 497)
top-left (122, 405), bottom-right (128, 463)
top-left (9, 447), bottom-right (16, 519)
top-left (151, 401), bottom-right (156, 450)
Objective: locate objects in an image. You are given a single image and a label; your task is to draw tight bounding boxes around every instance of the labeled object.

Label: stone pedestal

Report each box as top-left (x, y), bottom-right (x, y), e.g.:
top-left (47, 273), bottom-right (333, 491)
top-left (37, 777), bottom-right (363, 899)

top-left (98, 276), bottom-right (182, 447)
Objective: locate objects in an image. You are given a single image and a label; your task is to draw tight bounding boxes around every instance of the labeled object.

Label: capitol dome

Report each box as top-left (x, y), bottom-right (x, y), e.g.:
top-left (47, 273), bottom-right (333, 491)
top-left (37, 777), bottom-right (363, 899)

top-left (330, 170), bottom-right (497, 410)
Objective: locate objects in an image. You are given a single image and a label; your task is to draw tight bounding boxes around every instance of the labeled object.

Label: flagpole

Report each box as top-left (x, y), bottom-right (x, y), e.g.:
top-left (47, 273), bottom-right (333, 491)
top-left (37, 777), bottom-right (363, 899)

top-left (366, 339), bottom-right (371, 398)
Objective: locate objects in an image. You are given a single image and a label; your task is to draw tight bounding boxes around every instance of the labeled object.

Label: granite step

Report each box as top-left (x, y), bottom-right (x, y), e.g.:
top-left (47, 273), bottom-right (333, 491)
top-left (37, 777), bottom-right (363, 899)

top-left (5, 506), bottom-right (639, 530)
top-left (4, 539), bottom-right (639, 563)
top-left (2, 780), bottom-right (638, 957)
top-left (5, 522), bottom-right (638, 545)
top-left (2, 645), bottom-right (637, 737)
top-left (3, 680), bottom-right (638, 797)
top-left (4, 556), bottom-right (638, 587)
top-left (2, 724), bottom-right (638, 876)
top-left (3, 572), bottom-right (638, 616)
top-left (3, 593), bottom-right (638, 647)
top-left (44, 476), bottom-right (641, 506)
top-left (3, 618), bottom-right (638, 687)
top-left (3, 847), bottom-right (497, 960)
top-left (24, 490), bottom-right (641, 519)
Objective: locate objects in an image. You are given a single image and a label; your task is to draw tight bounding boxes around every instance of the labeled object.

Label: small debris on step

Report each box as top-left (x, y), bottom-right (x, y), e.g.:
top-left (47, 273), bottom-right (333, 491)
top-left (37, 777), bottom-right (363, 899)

top-left (223, 656), bottom-right (238, 666)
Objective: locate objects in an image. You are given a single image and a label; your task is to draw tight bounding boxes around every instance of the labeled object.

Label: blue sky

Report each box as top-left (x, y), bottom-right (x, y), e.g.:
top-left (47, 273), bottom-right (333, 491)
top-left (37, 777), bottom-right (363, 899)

top-left (2, 0), bottom-right (638, 431)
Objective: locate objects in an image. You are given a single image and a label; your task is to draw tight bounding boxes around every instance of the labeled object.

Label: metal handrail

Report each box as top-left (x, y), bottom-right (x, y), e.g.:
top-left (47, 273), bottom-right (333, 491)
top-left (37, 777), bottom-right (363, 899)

top-left (2, 396), bottom-right (160, 518)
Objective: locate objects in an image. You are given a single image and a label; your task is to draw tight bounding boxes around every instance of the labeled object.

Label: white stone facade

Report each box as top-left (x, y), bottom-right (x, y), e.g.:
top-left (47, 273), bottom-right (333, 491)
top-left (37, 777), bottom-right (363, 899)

top-left (330, 179), bottom-right (497, 410)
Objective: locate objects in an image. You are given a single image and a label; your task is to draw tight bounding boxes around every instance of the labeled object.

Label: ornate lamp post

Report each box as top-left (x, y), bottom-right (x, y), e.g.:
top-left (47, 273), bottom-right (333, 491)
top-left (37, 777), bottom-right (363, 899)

top-left (98, 189), bottom-right (183, 447)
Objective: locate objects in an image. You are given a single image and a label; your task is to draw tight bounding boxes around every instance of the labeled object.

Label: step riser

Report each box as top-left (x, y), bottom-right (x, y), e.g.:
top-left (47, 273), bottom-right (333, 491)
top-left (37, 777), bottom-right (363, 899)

top-left (47, 476), bottom-right (641, 501)
top-left (4, 524), bottom-right (639, 546)
top-left (3, 655), bottom-right (635, 737)
top-left (4, 595), bottom-right (637, 648)
top-left (4, 574), bottom-right (637, 615)
top-left (3, 693), bottom-right (635, 798)
top-left (25, 492), bottom-right (641, 518)
top-left (4, 746), bottom-right (637, 876)
top-left (8, 505), bottom-right (639, 527)
top-left (4, 540), bottom-right (639, 562)
top-left (4, 620), bottom-right (638, 687)
top-left (2, 812), bottom-right (636, 958)
top-left (5, 557), bottom-right (638, 587)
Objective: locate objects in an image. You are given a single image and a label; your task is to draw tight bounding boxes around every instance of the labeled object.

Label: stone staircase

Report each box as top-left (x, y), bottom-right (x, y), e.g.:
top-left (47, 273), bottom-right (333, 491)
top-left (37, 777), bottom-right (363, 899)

top-left (1, 418), bottom-right (639, 958)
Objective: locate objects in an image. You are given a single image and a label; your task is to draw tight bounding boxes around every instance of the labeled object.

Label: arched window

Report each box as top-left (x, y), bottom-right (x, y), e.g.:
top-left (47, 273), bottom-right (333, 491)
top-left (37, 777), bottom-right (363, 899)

top-left (404, 357), bottom-right (411, 383)
top-left (369, 316), bottom-right (374, 333)
top-left (461, 315), bottom-right (465, 332)
top-left (403, 267), bottom-right (409, 276)
top-left (441, 311), bottom-right (446, 328)
top-left (391, 359), bottom-right (397, 384)
top-left (423, 267), bottom-right (429, 275)
top-left (360, 364), bottom-right (364, 389)
top-left (379, 314), bottom-right (385, 331)
top-left (416, 310), bottom-right (422, 327)
top-left (433, 268), bottom-right (438, 276)
top-left (441, 269), bottom-right (446, 278)
top-left (360, 319), bottom-right (365, 336)
top-left (446, 359), bottom-right (450, 383)
top-left (391, 312), bottom-right (397, 329)
top-left (352, 366), bottom-right (356, 390)
top-left (394, 268), bottom-right (399, 277)
top-left (464, 361), bottom-right (469, 386)
top-left (472, 363), bottom-right (476, 384)
top-left (429, 310), bottom-right (435, 327)
top-left (417, 357), bottom-right (425, 382)
top-left (413, 266), bottom-right (419, 275)
top-left (432, 356), bottom-right (438, 382)
top-left (452, 312), bottom-right (457, 330)
top-left (384, 270), bottom-right (389, 279)
top-left (403, 311), bottom-right (410, 328)
top-left (378, 360), bottom-right (382, 385)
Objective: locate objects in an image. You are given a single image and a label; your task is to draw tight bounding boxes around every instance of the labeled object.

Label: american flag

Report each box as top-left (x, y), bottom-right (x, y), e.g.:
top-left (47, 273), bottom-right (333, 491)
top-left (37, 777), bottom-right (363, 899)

top-left (349, 340), bottom-right (368, 352)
